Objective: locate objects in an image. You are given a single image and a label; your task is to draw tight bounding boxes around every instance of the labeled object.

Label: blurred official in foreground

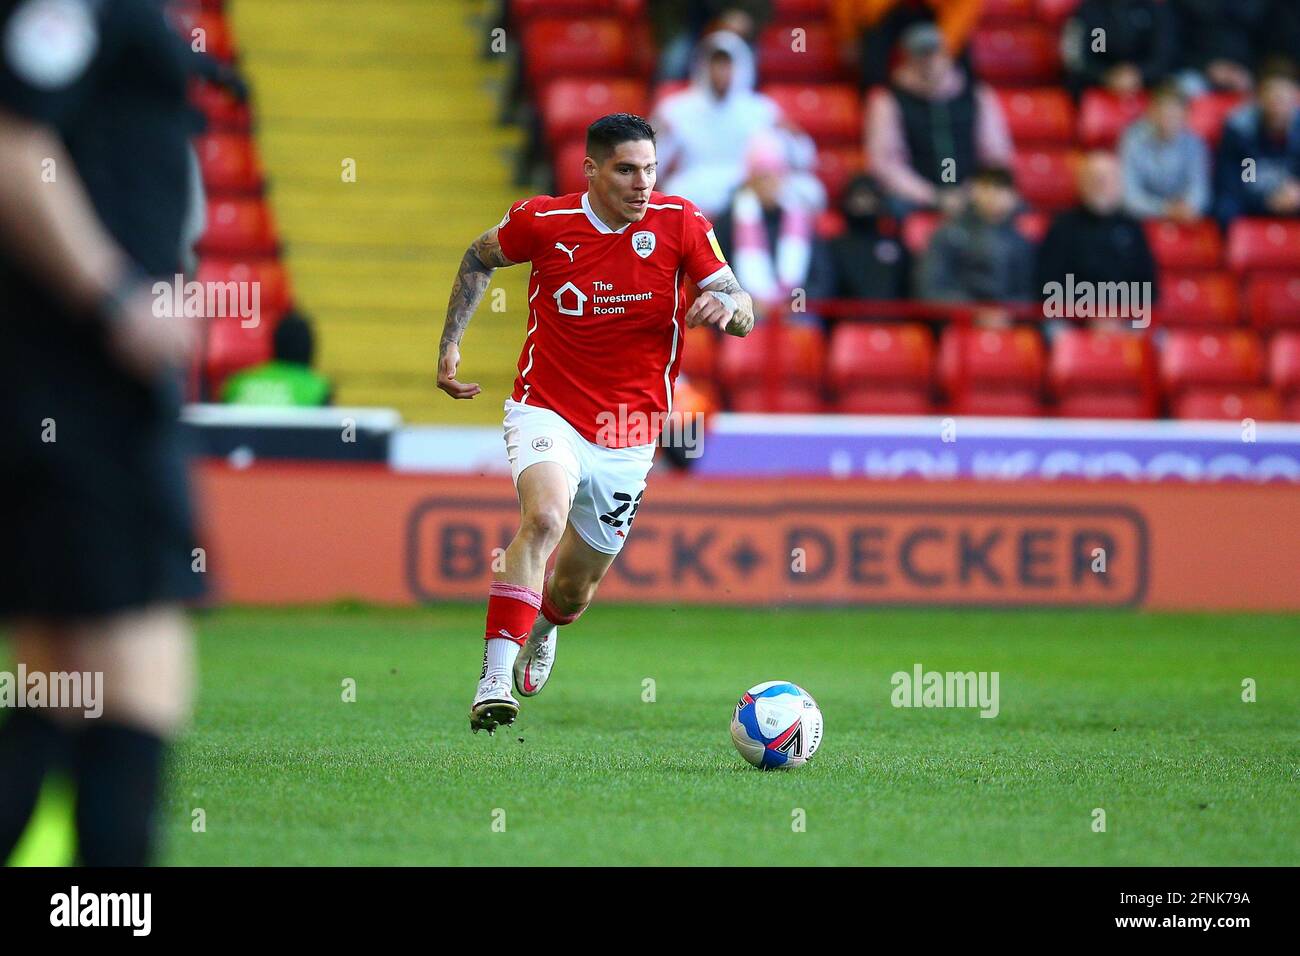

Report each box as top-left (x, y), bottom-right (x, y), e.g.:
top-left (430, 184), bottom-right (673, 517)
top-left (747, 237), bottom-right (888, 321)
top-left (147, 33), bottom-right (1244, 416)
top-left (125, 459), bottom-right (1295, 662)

top-left (0, 0), bottom-right (204, 865)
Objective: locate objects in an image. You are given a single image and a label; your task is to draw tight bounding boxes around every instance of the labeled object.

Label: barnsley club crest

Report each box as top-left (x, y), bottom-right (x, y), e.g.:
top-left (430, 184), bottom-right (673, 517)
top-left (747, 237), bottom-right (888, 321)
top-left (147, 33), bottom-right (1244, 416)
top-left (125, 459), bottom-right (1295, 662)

top-left (631, 230), bottom-right (656, 259)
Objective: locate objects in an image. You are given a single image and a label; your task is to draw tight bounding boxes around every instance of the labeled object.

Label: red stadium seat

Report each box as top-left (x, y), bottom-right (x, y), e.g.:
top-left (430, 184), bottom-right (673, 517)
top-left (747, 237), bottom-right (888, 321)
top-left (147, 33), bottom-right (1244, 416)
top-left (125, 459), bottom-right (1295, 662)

top-left (1160, 329), bottom-right (1265, 392)
top-left (981, 0), bottom-right (1037, 20)
top-left (510, 0), bottom-right (644, 22)
top-left (827, 323), bottom-right (933, 392)
top-left (756, 23), bottom-right (844, 83)
top-left (1188, 92), bottom-right (1247, 147)
top-left (1269, 331), bottom-right (1300, 397)
top-left (1077, 90), bottom-right (1148, 149)
top-left (1050, 328), bottom-right (1156, 418)
top-left (940, 326), bottom-right (1046, 393)
top-left (1014, 210), bottom-right (1051, 243)
top-left (902, 211), bottom-right (943, 254)
top-left (523, 19), bottom-right (638, 86)
top-left (1173, 387), bottom-right (1282, 421)
top-left (196, 198), bottom-right (278, 256)
top-left (835, 386), bottom-right (932, 414)
top-left (553, 139), bottom-right (588, 194)
top-left (1143, 219), bottom-right (1222, 271)
top-left (815, 146), bottom-right (867, 205)
top-left (1227, 219), bottom-right (1300, 273)
top-left (718, 323), bottom-right (824, 389)
top-left (954, 389), bottom-right (1045, 416)
top-left (1013, 149), bottom-right (1078, 210)
top-left (1244, 274), bottom-right (1300, 330)
top-left (189, 80), bottom-right (251, 133)
top-left (996, 88), bottom-right (1076, 146)
top-left (970, 24), bottom-right (1060, 86)
top-left (680, 325), bottom-right (718, 381)
top-left (771, 0), bottom-right (832, 18)
top-left (728, 383), bottom-right (825, 413)
top-left (1057, 392), bottom-right (1154, 418)
top-left (540, 79), bottom-right (648, 149)
top-left (195, 258), bottom-right (293, 323)
top-left (194, 132), bottom-right (263, 195)
top-left (816, 209), bottom-right (847, 238)
top-left (1049, 327), bottom-right (1153, 390)
top-left (763, 84), bottom-right (862, 144)
top-left (631, 20), bottom-right (660, 80)
top-left (1155, 272), bottom-right (1239, 327)
top-left (1037, 0), bottom-right (1083, 22)
top-left (205, 315), bottom-right (273, 391)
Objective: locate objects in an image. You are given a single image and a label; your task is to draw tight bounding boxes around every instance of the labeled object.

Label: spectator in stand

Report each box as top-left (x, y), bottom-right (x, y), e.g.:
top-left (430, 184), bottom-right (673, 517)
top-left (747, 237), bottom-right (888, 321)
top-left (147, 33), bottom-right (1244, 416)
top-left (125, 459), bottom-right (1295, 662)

top-left (824, 173), bottom-right (912, 302)
top-left (1119, 81), bottom-right (1211, 222)
top-left (917, 166), bottom-right (1035, 327)
top-left (653, 30), bottom-right (822, 217)
top-left (221, 310), bottom-right (333, 406)
top-left (1169, 0), bottom-right (1269, 94)
top-left (661, 373), bottom-right (718, 470)
top-left (864, 22), bottom-right (1012, 216)
top-left (1214, 58), bottom-right (1300, 222)
top-left (830, 0), bottom-right (985, 89)
top-left (651, 1), bottom-right (772, 82)
top-left (1061, 0), bottom-right (1177, 98)
top-left (710, 135), bottom-right (827, 324)
top-left (1036, 152), bottom-right (1159, 327)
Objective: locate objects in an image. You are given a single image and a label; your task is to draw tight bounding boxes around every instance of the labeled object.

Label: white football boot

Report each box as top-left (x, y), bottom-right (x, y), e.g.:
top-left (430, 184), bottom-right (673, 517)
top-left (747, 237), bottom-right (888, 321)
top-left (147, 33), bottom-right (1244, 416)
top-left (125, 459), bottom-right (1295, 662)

top-left (513, 622), bottom-right (558, 697)
top-left (468, 674), bottom-right (519, 734)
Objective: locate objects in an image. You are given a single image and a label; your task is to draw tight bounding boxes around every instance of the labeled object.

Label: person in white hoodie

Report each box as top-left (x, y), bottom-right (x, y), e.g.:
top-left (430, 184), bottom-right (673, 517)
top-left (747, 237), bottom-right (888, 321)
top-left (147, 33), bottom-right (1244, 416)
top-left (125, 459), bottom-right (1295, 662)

top-left (652, 30), bottom-right (823, 217)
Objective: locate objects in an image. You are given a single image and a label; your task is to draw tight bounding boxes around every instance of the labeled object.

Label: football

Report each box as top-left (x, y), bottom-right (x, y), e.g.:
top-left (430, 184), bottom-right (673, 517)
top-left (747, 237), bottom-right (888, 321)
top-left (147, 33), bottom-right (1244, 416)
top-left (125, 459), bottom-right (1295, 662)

top-left (730, 681), bottom-right (824, 769)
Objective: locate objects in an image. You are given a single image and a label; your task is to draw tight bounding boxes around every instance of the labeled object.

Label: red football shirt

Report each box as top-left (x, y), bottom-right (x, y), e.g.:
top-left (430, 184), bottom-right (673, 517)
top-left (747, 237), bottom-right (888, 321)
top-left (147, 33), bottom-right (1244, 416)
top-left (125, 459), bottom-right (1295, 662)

top-left (494, 190), bottom-right (730, 446)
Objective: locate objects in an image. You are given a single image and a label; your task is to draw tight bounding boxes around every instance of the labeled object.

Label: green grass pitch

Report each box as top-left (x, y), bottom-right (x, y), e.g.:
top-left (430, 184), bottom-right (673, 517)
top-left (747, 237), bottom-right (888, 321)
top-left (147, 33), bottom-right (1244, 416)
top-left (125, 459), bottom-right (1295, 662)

top-left (148, 604), bottom-right (1299, 866)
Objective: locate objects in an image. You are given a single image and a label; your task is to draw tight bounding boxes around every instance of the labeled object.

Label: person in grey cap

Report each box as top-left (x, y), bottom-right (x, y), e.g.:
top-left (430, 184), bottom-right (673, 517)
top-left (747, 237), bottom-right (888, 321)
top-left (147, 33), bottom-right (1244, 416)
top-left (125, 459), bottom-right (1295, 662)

top-left (864, 20), bottom-right (1013, 216)
top-left (838, 0), bottom-right (984, 89)
top-left (903, 21), bottom-right (942, 55)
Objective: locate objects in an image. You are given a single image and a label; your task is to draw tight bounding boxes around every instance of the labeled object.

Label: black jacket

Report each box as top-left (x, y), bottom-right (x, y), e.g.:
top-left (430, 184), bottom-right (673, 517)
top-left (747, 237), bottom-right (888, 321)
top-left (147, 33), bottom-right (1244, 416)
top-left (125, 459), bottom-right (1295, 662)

top-left (1035, 208), bottom-right (1159, 305)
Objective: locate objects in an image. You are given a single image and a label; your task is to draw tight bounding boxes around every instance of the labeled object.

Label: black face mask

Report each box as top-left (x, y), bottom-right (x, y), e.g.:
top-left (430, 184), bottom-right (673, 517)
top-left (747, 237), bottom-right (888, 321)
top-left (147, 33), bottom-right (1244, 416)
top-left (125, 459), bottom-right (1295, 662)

top-left (843, 209), bottom-right (880, 233)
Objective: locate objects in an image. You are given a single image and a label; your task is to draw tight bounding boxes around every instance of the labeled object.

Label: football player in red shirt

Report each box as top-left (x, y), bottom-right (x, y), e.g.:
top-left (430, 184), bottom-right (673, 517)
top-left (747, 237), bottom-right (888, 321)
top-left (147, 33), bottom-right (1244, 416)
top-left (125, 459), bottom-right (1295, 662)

top-left (437, 113), bottom-right (754, 733)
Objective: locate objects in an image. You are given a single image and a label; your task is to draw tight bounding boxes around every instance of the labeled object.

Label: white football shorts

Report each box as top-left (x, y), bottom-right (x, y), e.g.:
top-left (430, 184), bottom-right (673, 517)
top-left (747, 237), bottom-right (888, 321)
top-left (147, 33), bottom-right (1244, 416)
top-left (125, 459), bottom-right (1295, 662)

top-left (502, 399), bottom-right (656, 555)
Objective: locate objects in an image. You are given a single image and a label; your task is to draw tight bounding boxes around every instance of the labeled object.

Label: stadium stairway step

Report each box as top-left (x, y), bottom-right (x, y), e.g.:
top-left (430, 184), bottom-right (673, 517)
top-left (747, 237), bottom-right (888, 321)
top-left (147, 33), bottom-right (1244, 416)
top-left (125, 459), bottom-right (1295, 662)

top-left (231, 0), bottom-right (529, 422)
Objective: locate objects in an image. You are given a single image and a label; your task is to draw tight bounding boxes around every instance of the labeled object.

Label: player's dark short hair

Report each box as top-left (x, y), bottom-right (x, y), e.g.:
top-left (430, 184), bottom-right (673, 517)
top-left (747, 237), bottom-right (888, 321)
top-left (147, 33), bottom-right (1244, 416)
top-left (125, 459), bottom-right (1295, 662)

top-left (586, 113), bottom-right (656, 163)
top-left (971, 165), bottom-right (1015, 189)
top-left (273, 309), bottom-right (315, 366)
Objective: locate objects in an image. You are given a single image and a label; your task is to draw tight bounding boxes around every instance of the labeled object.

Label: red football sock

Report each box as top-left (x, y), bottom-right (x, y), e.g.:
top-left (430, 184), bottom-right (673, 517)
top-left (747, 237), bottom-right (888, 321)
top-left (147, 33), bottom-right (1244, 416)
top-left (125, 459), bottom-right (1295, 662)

top-left (541, 577), bottom-right (587, 627)
top-left (485, 582), bottom-right (541, 646)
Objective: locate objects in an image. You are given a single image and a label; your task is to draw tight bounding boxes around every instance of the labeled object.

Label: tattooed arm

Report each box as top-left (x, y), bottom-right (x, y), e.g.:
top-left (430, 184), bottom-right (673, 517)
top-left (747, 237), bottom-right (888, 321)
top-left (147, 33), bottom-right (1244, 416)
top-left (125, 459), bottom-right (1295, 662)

top-left (688, 269), bottom-right (755, 337)
top-left (437, 225), bottom-right (516, 399)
